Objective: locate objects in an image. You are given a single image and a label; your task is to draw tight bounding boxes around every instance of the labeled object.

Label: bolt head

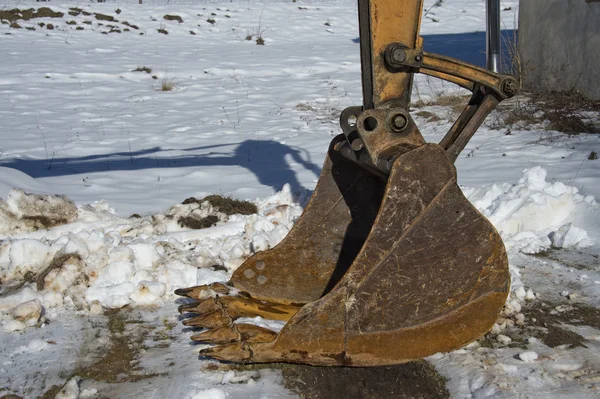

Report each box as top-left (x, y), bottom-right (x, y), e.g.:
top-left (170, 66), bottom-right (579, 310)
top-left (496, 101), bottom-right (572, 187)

top-left (351, 139), bottom-right (365, 152)
top-left (391, 114), bottom-right (408, 131)
top-left (392, 48), bottom-right (407, 63)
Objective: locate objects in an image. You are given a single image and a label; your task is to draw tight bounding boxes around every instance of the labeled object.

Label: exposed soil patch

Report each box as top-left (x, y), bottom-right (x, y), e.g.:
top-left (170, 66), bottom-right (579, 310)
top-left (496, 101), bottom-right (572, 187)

top-left (178, 215), bottom-right (219, 229)
top-left (182, 195), bottom-right (258, 216)
top-left (531, 248), bottom-right (600, 271)
top-left (71, 310), bottom-right (163, 383)
top-left (133, 66), bottom-right (152, 74)
top-left (94, 13), bottom-right (117, 22)
top-left (164, 14), bottom-right (183, 23)
top-left (0, 7), bottom-right (64, 22)
top-left (38, 385), bottom-right (62, 399)
top-left (121, 21), bottom-right (139, 30)
top-left (238, 361), bottom-right (449, 399)
top-left (521, 301), bottom-right (600, 349)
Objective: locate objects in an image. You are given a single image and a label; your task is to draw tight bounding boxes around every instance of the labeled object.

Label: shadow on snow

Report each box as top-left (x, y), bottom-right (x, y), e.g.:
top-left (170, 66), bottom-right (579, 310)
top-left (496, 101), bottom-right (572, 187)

top-left (0, 140), bottom-right (322, 194)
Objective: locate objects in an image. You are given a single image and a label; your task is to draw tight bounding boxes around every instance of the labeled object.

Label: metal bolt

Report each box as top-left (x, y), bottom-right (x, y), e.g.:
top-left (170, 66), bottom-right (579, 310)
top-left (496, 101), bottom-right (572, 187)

top-left (391, 114), bottom-right (408, 132)
top-left (351, 139), bottom-right (365, 152)
top-left (392, 48), bottom-right (407, 63)
top-left (501, 78), bottom-right (518, 97)
top-left (415, 55), bottom-right (423, 62)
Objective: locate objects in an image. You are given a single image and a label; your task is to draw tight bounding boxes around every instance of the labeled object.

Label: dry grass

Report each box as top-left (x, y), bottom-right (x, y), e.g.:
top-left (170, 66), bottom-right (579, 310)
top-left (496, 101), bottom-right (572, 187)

top-left (491, 91), bottom-right (600, 134)
top-left (159, 77), bottom-right (177, 91)
top-left (414, 110), bottom-right (442, 122)
top-left (412, 94), bottom-right (471, 120)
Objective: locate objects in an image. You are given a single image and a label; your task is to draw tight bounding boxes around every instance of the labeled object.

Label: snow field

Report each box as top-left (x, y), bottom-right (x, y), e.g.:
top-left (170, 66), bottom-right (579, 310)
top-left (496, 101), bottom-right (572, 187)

top-left (1, 0), bottom-right (600, 398)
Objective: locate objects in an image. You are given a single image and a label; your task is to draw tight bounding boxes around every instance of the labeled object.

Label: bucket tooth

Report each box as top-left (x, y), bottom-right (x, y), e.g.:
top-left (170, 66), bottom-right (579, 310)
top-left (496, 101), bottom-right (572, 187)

top-left (178, 298), bottom-right (220, 315)
top-left (236, 324), bottom-right (278, 343)
top-left (218, 296), bottom-right (302, 321)
top-left (175, 282), bottom-right (231, 300)
top-left (191, 326), bottom-right (239, 344)
top-left (182, 309), bottom-right (232, 329)
top-left (191, 324), bottom-right (277, 345)
top-left (180, 293), bottom-right (303, 320)
top-left (200, 342), bottom-right (253, 362)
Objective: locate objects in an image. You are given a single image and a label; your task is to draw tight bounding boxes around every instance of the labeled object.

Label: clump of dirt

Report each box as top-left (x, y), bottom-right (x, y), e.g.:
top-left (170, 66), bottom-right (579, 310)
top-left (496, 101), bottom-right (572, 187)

top-left (133, 66), bottom-right (152, 73)
top-left (94, 13), bottom-right (116, 22)
top-left (238, 361), bottom-right (449, 399)
top-left (182, 195), bottom-right (258, 216)
top-left (21, 215), bottom-right (67, 229)
top-left (178, 215), bottom-right (219, 229)
top-left (164, 14), bottom-right (183, 23)
top-left (121, 21), bottom-right (139, 30)
top-left (157, 28), bottom-right (169, 35)
top-left (0, 7), bottom-right (64, 22)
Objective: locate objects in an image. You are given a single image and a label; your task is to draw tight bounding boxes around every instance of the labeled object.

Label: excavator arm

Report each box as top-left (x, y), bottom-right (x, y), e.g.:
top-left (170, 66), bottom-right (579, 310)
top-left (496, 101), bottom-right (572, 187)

top-left (176, 0), bottom-right (516, 366)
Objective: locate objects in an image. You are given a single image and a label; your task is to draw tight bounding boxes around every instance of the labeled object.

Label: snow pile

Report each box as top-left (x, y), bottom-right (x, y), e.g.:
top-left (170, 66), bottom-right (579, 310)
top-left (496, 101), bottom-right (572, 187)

top-left (0, 185), bottom-right (303, 332)
top-left (0, 188), bottom-right (77, 234)
top-left (464, 167), bottom-right (597, 254)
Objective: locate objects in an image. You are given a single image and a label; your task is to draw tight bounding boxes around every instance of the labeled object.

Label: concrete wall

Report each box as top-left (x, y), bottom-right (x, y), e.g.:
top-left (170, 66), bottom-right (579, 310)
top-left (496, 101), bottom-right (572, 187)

top-left (518, 0), bottom-right (600, 100)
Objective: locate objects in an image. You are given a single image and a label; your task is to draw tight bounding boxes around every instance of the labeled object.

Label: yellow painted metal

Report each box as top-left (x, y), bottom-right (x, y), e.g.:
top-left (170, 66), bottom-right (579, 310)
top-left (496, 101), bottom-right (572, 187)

top-left (369, 0), bottom-right (424, 107)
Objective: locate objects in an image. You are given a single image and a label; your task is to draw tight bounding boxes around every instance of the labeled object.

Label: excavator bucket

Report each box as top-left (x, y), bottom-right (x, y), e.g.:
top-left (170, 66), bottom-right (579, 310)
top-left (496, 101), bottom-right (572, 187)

top-left (177, 0), bottom-right (517, 366)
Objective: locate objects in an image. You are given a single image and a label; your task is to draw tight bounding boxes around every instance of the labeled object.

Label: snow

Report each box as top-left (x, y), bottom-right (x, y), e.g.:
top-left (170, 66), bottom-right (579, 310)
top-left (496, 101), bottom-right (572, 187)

top-left (463, 166), bottom-right (597, 254)
top-left (190, 388), bottom-right (229, 399)
top-left (519, 351), bottom-right (539, 363)
top-left (0, 0), bottom-right (599, 398)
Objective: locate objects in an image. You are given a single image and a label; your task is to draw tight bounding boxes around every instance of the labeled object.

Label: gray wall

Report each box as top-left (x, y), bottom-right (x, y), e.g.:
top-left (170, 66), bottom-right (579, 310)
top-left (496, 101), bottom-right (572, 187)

top-left (518, 0), bottom-right (600, 100)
